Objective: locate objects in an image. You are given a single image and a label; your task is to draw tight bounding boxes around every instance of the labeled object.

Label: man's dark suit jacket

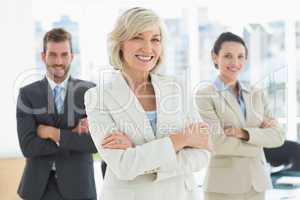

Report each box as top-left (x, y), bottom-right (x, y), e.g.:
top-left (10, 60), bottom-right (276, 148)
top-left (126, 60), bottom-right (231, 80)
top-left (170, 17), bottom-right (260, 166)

top-left (16, 76), bottom-right (97, 200)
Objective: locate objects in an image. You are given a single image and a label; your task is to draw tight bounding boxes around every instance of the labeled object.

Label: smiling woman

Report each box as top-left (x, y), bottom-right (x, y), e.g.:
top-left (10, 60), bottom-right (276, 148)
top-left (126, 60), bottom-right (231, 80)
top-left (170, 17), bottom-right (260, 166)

top-left (107, 7), bottom-right (166, 73)
top-left (85, 7), bottom-right (211, 200)
top-left (195, 32), bottom-right (285, 200)
top-left (121, 26), bottom-right (162, 75)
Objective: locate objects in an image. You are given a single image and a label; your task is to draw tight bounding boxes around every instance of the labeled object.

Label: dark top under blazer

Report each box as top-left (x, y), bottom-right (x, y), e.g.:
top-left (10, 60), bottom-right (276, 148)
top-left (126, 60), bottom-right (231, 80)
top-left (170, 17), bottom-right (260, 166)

top-left (16, 76), bottom-right (97, 200)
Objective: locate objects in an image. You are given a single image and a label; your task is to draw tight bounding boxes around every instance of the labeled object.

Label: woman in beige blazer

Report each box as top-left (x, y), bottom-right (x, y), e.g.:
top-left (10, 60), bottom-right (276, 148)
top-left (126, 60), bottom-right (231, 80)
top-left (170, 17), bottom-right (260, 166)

top-left (85, 7), bottom-right (212, 200)
top-left (196, 32), bottom-right (285, 200)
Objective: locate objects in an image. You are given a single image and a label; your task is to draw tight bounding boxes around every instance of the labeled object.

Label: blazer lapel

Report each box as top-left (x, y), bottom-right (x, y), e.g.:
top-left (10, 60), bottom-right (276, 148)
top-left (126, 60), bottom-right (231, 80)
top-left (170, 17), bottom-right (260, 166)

top-left (151, 74), bottom-right (185, 138)
top-left (40, 77), bottom-right (57, 121)
top-left (106, 71), bottom-right (155, 142)
top-left (219, 90), bottom-right (245, 125)
top-left (150, 74), bottom-right (163, 138)
top-left (58, 77), bottom-right (73, 127)
top-left (241, 86), bottom-right (258, 125)
top-left (42, 76), bottom-right (73, 127)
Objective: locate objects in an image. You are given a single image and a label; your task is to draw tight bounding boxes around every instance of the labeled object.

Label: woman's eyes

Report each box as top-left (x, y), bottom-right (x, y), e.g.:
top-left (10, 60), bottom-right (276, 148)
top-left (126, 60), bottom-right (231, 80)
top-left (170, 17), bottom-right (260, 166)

top-left (224, 54), bottom-right (245, 59)
top-left (132, 36), bottom-right (142, 40)
top-left (131, 36), bottom-right (161, 42)
top-left (152, 38), bottom-right (161, 42)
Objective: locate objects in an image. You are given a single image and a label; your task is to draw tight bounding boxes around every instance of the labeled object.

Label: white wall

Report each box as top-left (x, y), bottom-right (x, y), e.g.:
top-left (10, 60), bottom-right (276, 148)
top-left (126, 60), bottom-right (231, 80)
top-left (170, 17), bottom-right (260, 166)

top-left (0, 0), bottom-right (35, 158)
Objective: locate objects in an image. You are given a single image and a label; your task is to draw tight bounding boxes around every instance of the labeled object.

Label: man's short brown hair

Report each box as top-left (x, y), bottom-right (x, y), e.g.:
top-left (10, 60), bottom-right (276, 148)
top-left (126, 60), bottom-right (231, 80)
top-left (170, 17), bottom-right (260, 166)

top-left (43, 28), bottom-right (73, 53)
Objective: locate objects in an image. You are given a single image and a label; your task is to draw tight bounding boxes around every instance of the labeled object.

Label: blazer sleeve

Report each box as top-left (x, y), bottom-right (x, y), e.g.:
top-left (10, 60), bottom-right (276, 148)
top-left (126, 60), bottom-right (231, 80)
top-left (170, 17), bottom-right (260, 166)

top-left (85, 88), bottom-right (179, 181)
top-left (57, 81), bottom-right (97, 153)
top-left (58, 129), bottom-right (97, 153)
top-left (243, 90), bottom-right (285, 148)
top-left (155, 98), bottom-right (210, 182)
top-left (16, 88), bottom-right (59, 158)
top-left (195, 87), bottom-right (261, 157)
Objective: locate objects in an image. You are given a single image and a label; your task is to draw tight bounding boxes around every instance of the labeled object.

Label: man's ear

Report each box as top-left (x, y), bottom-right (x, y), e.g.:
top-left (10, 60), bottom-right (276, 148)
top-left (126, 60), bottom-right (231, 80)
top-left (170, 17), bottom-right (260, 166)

top-left (41, 52), bottom-right (46, 63)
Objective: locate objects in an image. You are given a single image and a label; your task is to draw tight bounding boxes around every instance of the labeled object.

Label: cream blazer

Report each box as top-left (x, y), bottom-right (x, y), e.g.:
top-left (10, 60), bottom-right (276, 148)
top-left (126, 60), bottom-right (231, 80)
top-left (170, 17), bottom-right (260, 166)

top-left (85, 71), bottom-right (209, 200)
top-left (195, 83), bottom-right (284, 194)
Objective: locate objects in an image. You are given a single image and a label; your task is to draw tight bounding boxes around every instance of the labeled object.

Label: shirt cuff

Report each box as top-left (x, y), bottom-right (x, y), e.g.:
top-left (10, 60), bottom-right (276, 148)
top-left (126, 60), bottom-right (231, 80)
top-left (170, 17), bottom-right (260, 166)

top-left (56, 129), bottom-right (61, 146)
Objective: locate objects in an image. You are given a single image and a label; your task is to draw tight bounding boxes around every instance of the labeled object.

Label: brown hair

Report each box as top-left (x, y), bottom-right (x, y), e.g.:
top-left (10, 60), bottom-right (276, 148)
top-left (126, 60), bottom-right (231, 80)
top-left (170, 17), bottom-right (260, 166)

top-left (43, 28), bottom-right (73, 53)
top-left (212, 32), bottom-right (248, 69)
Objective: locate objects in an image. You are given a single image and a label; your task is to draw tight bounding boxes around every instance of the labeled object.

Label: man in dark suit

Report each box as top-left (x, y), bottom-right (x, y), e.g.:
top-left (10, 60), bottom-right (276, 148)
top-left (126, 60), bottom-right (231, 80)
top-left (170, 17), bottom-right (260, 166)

top-left (16, 28), bottom-right (97, 200)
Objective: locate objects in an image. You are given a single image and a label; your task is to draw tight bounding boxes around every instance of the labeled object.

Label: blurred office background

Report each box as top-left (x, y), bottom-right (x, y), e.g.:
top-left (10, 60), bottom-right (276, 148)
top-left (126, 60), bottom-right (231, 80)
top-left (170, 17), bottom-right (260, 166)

top-left (2, 0), bottom-right (300, 157)
top-left (1, 0), bottom-right (300, 199)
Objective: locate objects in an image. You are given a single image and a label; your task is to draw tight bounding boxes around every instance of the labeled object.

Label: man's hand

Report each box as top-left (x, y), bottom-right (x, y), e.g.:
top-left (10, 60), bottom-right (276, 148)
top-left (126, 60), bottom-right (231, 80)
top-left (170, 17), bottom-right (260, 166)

top-left (37, 125), bottom-right (60, 143)
top-left (72, 118), bottom-right (89, 134)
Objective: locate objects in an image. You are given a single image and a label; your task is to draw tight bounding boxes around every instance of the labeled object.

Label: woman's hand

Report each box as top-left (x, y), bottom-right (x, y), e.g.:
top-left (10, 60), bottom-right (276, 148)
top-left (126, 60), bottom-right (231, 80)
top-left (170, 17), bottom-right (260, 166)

top-left (224, 127), bottom-right (249, 141)
top-left (102, 132), bottom-right (134, 149)
top-left (260, 118), bottom-right (276, 128)
top-left (224, 117), bottom-right (277, 141)
top-left (170, 122), bottom-right (213, 152)
top-left (185, 122), bottom-right (213, 151)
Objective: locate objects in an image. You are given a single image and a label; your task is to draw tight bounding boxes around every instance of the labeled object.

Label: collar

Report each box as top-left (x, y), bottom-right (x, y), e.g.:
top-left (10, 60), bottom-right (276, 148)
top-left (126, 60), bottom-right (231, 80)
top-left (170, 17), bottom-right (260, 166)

top-left (213, 76), bottom-right (250, 93)
top-left (46, 74), bottom-right (70, 90)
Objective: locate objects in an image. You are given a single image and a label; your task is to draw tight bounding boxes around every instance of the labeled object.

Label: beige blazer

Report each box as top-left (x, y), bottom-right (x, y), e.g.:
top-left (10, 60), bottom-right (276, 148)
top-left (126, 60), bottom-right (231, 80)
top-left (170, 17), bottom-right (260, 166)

top-left (85, 71), bottom-right (209, 200)
top-left (195, 82), bottom-right (284, 194)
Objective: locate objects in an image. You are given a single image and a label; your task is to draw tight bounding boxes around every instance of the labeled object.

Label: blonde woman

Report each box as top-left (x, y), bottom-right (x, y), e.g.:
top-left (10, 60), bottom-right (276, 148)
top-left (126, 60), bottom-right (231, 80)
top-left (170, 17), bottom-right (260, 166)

top-left (85, 7), bottom-right (211, 200)
top-left (196, 32), bottom-right (284, 200)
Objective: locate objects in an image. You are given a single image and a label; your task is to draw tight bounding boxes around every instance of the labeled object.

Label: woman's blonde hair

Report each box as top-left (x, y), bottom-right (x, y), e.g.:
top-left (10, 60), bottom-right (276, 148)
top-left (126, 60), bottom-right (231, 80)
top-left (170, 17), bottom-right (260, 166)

top-left (107, 7), bottom-right (166, 73)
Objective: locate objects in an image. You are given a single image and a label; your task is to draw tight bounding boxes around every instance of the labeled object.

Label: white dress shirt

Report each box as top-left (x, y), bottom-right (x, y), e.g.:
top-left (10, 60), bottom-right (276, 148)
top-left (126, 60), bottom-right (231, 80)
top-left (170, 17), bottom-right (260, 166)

top-left (46, 74), bottom-right (69, 171)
